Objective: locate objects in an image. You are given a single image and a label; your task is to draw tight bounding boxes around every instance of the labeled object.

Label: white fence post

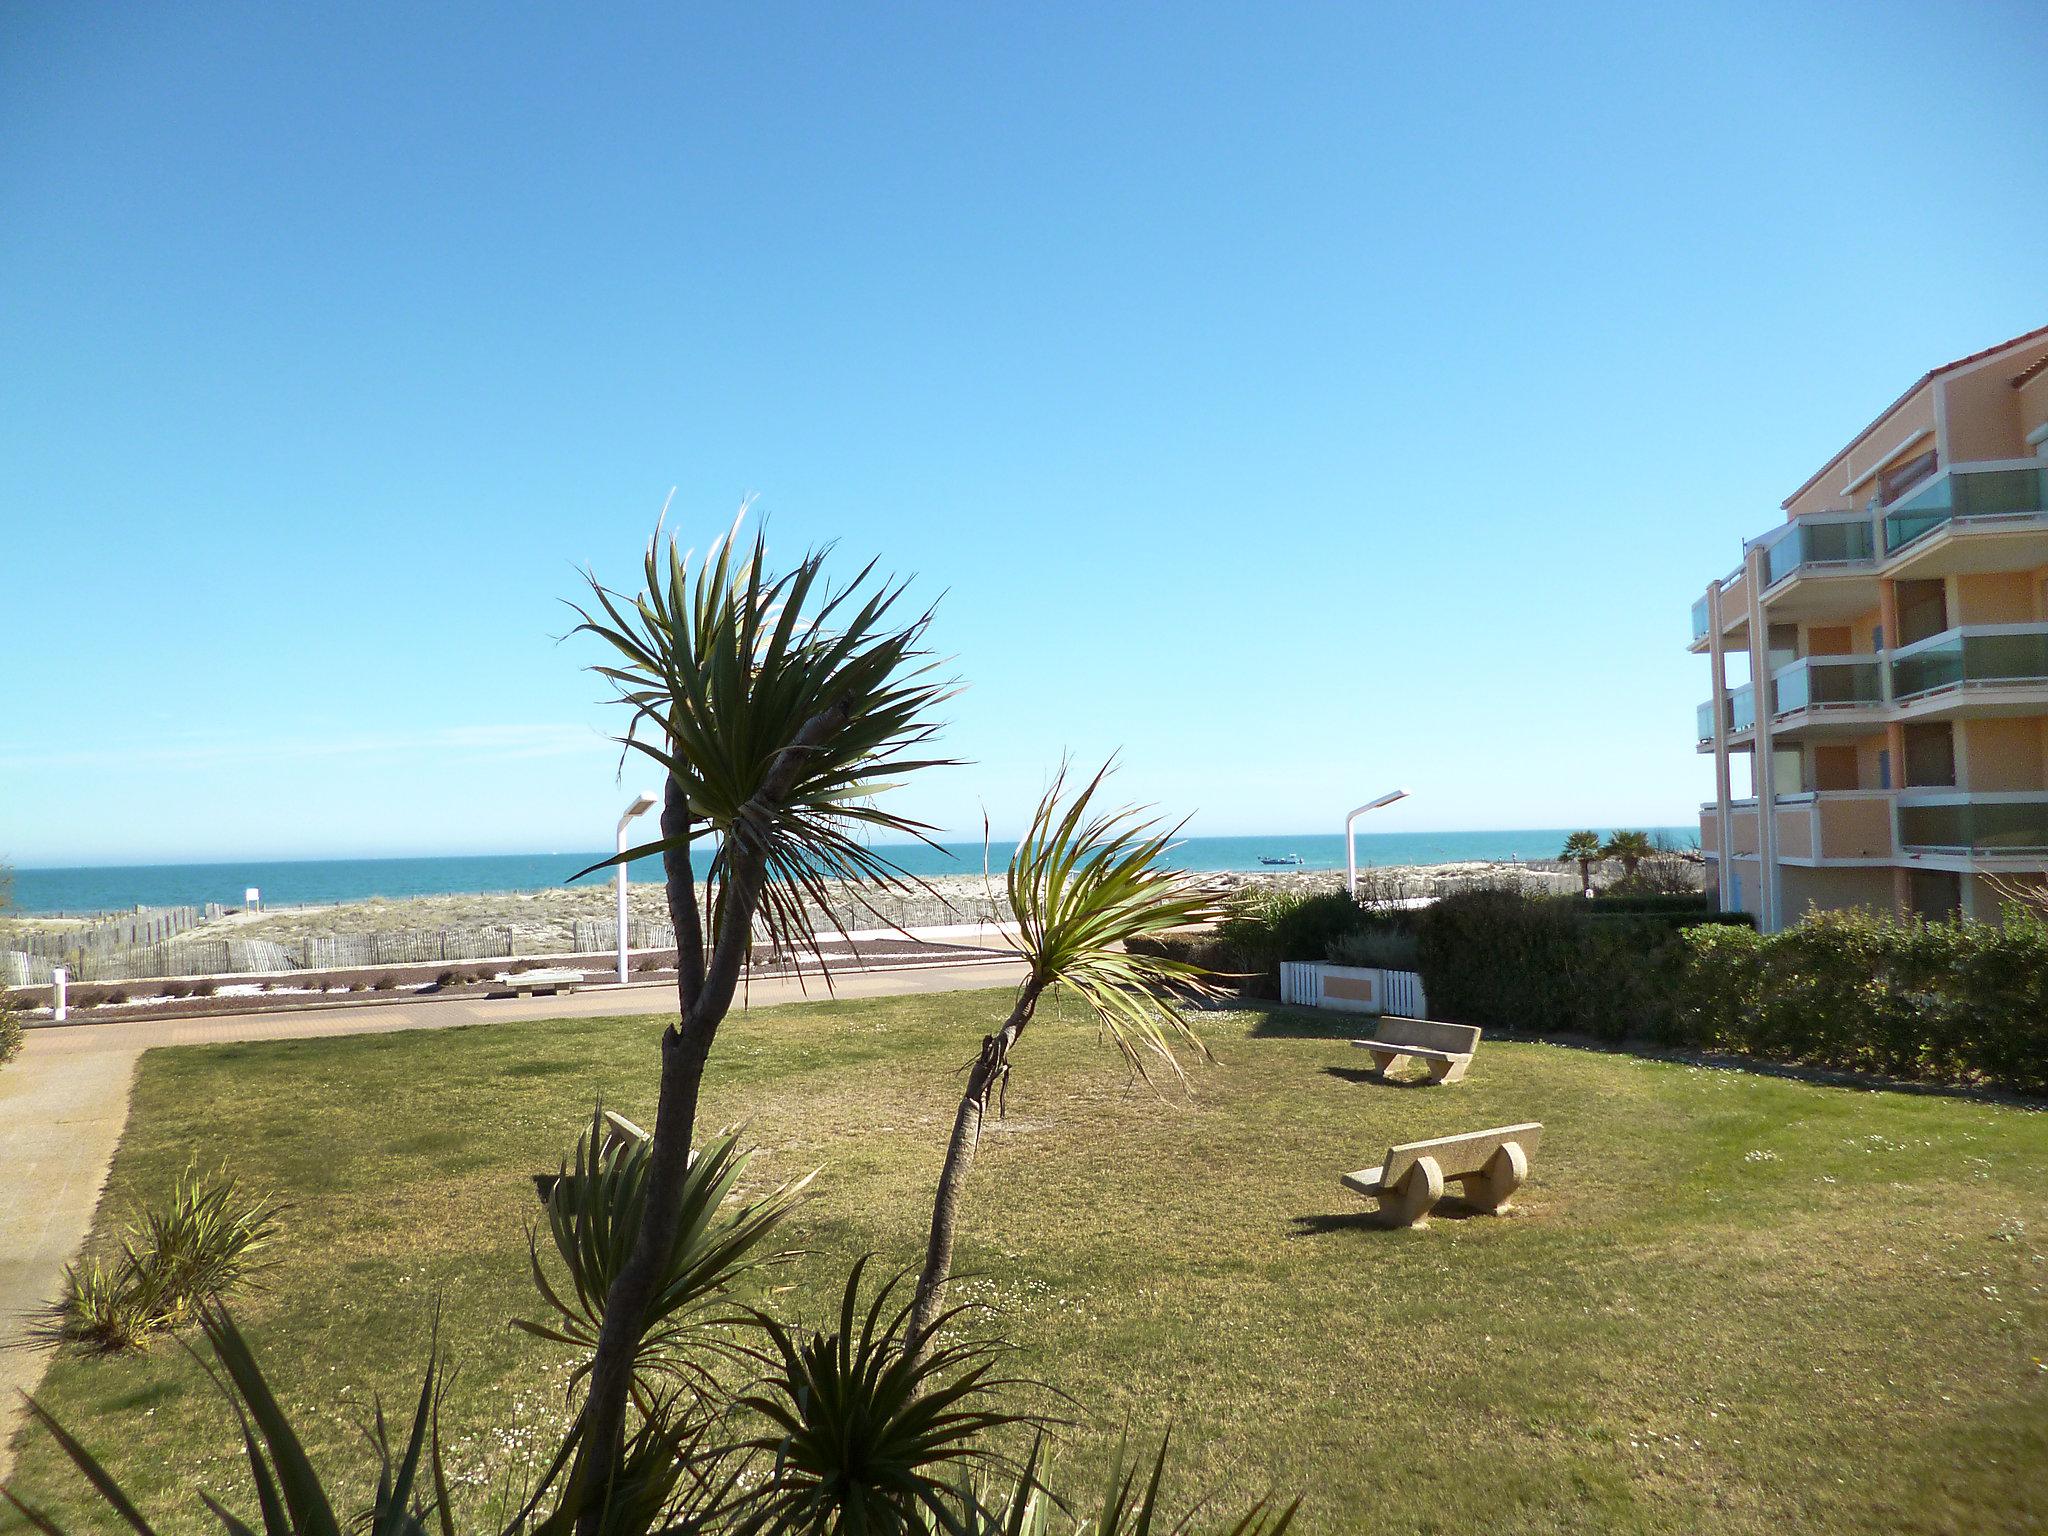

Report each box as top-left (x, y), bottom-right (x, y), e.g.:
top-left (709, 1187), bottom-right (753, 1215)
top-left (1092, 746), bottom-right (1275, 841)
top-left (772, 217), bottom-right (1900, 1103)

top-left (52, 965), bottom-right (67, 1023)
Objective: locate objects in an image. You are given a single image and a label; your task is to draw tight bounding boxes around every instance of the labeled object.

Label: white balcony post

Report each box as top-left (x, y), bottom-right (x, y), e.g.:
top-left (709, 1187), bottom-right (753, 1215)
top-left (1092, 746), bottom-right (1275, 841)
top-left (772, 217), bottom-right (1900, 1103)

top-left (1707, 581), bottom-right (1734, 911)
top-left (1345, 789), bottom-right (1410, 896)
top-left (615, 790), bottom-right (660, 983)
top-left (52, 965), bottom-right (67, 1023)
top-left (1745, 545), bottom-right (1782, 930)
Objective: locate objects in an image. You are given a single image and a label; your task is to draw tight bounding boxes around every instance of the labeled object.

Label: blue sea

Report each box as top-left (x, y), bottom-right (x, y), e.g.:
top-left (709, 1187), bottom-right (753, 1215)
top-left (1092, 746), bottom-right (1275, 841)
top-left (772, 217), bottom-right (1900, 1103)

top-left (11, 829), bottom-right (1692, 915)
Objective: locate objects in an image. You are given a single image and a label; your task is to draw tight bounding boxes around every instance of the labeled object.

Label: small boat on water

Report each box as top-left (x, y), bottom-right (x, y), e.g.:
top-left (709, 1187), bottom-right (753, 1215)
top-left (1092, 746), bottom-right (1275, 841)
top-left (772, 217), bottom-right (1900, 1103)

top-left (1258, 853), bottom-right (1304, 866)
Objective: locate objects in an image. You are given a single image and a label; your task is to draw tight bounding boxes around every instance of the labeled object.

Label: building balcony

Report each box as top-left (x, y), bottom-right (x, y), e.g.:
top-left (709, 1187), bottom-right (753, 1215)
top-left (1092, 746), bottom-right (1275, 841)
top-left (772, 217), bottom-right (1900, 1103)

top-left (1777, 792), bottom-right (1896, 862)
top-left (1769, 655), bottom-right (1887, 736)
top-left (1752, 512), bottom-right (1883, 622)
top-left (1898, 793), bottom-right (2048, 859)
top-left (1696, 683), bottom-right (1757, 747)
top-left (1702, 793), bottom-right (1897, 865)
top-left (1890, 624), bottom-right (2048, 719)
top-left (1884, 464), bottom-right (2048, 552)
top-left (1687, 461), bottom-right (2048, 652)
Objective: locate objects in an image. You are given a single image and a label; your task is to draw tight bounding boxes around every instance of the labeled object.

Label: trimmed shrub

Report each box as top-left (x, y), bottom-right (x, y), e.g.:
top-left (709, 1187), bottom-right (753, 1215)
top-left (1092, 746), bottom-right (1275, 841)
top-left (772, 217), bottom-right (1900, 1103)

top-left (1213, 886), bottom-right (1367, 991)
top-left (1325, 925), bottom-right (1420, 970)
top-left (1415, 888), bottom-right (1684, 1042)
top-left (1417, 889), bottom-right (2047, 1090)
top-left (0, 990), bottom-right (22, 1067)
top-left (1125, 930), bottom-right (1268, 996)
top-left (1678, 910), bottom-right (2048, 1091)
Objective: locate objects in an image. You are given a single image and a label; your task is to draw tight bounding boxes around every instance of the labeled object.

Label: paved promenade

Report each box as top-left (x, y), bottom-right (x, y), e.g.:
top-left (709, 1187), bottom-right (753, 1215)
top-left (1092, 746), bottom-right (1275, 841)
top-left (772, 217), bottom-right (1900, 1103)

top-left (0, 958), bottom-right (1024, 1479)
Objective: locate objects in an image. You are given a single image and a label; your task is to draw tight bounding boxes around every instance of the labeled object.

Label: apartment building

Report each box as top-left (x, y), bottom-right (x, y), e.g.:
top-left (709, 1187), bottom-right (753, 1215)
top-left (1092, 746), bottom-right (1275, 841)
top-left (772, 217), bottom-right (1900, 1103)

top-left (1693, 323), bottom-right (2048, 928)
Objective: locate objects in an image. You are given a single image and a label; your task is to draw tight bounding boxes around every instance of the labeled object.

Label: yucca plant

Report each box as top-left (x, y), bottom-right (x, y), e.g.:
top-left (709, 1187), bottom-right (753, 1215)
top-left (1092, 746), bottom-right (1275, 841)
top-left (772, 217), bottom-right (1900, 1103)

top-left (906, 761), bottom-right (1221, 1355)
top-left (1082, 1433), bottom-right (1298, 1536)
top-left (568, 512), bottom-right (957, 1490)
top-left (37, 1164), bottom-right (280, 1353)
top-left (514, 1104), bottom-right (811, 1404)
top-left (126, 1162), bottom-right (283, 1330)
top-left (3, 1307), bottom-right (455, 1536)
top-left (43, 1254), bottom-right (155, 1356)
top-left (724, 1258), bottom-right (1044, 1536)
top-left (930, 1433), bottom-right (1298, 1536)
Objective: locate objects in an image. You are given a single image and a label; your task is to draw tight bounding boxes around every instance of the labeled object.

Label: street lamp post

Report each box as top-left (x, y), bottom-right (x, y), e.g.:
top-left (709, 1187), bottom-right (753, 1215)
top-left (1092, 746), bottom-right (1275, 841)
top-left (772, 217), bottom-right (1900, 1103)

top-left (615, 790), bottom-right (660, 983)
top-left (1345, 789), bottom-right (1411, 897)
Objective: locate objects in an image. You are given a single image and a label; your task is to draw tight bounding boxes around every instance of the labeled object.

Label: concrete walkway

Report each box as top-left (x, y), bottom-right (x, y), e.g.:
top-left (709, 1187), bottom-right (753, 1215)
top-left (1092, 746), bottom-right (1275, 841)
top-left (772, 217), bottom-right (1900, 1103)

top-left (0, 958), bottom-right (1024, 1479)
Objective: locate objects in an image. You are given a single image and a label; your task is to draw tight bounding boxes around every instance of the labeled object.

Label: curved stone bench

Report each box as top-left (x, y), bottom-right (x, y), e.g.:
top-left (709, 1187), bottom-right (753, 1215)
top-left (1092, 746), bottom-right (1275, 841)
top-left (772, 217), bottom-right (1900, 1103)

top-left (1342, 1122), bottom-right (1542, 1227)
top-left (1351, 1016), bottom-right (1480, 1084)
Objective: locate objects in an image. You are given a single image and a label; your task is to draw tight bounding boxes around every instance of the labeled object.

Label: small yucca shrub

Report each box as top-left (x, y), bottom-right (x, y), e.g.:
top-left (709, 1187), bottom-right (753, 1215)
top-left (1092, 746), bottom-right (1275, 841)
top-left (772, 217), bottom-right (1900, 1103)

top-left (47, 1256), bottom-right (155, 1355)
top-left (40, 1165), bottom-right (280, 1354)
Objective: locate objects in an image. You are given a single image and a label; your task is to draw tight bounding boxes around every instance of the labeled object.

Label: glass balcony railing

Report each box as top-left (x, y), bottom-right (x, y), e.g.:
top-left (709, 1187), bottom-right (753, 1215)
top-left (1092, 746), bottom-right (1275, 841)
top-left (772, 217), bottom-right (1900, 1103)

top-left (1691, 596), bottom-right (1710, 645)
top-left (1899, 797), bottom-right (2048, 854)
top-left (1772, 656), bottom-right (1885, 715)
top-left (1883, 466), bottom-right (2048, 552)
top-left (1890, 626), bottom-right (2048, 701)
top-left (1760, 514), bottom-right (1879, 587)
top-left (1695, 683), bottom-right (1757, 742)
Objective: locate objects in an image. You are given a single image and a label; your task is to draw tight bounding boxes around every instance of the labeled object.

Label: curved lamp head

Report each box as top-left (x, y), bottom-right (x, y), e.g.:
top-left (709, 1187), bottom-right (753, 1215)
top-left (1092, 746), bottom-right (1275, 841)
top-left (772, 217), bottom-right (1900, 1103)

top-left (1347, 788), bottom-right (1410, 821)
top-left (618, 789), bottom-right (661, 833)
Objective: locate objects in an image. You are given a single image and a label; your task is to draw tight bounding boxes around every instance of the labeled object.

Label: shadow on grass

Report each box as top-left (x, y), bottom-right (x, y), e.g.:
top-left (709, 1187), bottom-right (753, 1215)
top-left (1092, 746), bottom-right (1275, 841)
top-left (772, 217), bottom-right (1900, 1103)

top-left (1290, 1199), bottom-right (1491, 1236)
top-left (1244, 1007), bottom-right (1355, 1040)
top-left (1321, 1064), bottom-right (1437, 1090)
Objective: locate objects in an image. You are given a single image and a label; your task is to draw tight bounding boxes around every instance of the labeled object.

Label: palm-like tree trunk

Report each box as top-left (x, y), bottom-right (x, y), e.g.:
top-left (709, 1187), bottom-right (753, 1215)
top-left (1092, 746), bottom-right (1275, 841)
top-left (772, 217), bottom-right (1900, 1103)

top-left (577, 713), bottom-right (845, 1531)
top-left (906, 979), bottom-right (1045, 1357)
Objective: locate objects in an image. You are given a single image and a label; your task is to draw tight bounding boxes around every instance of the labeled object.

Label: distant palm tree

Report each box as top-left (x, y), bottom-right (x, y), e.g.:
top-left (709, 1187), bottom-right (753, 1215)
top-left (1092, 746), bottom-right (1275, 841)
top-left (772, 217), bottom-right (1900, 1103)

top-left (1603, 829), bottom-right (1655, 879)
top-left (1560, 830), bottom-right (1603, 895)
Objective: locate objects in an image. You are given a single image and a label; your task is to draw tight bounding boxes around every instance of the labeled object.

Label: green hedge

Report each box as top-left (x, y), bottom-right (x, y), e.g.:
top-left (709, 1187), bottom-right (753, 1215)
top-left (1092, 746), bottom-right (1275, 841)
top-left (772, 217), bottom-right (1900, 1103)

top-left (1680, 911), bottom-right (2048, 1093)
top-left (0, 992), bottom-right (21, 1069)
top-left (1410, 889), bottom-right (2048, 1093)
top-left (1414, 888), bottom-right (1685, 1043)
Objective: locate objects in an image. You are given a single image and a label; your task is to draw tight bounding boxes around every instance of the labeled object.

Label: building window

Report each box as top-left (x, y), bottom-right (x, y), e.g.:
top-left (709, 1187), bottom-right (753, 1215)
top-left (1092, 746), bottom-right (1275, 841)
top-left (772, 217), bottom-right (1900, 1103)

top-left (1895, 580), bottom-right (1949, 647)
top-left (1880, 448), bottom-right (1939, 505)
top-left (1903, 722), bottom-right (1956, 787)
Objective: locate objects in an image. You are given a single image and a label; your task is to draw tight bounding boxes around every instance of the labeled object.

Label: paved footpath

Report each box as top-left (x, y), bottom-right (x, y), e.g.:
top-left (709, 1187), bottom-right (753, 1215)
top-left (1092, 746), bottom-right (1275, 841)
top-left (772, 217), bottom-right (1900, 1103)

top-left (0, 958), bottom-right (1023, 1480)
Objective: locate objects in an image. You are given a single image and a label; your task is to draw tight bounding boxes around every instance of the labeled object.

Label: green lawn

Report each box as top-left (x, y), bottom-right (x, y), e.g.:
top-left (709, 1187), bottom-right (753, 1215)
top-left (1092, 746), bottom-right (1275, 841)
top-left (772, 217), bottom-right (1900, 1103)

top-left (5, 989), bottom-right (2045, 1535)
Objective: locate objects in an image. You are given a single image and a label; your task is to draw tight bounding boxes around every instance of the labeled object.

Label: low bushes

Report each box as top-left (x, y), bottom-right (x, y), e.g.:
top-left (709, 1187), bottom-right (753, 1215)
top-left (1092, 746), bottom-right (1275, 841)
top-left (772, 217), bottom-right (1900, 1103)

top-left (1415, 887), bottom-right (1686, 1043)
top-left (45, 1165), bottom-right (280, 1354)
top-left (1412, 888), bottom-right (2048, 1093)
top-left (1127, 929), bottom-right (1270, 995)
top-left (0, 989), bottom-right (21, 1067)
top-left (1681, 911), bottom-right (2048, 1092)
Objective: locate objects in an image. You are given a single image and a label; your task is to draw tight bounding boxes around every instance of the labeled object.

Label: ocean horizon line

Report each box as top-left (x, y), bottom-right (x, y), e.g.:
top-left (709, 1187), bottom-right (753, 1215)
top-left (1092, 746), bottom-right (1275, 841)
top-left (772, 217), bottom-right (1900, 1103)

top-left (8, 827), bottom-right (1696, 916)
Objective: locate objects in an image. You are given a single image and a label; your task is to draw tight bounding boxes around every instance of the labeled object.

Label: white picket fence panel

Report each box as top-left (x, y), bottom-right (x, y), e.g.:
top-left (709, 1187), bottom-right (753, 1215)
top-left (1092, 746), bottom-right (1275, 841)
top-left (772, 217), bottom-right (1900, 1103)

top-left (1277, 961), bottom-right (1428, 1017)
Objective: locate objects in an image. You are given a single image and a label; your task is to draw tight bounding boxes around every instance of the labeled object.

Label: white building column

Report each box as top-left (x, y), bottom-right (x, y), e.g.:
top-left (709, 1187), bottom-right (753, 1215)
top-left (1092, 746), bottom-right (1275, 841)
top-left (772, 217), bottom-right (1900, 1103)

top-left (1744, 545), bottom-right (1782, 931)
top-left (1706, 581), bottom-right (1735, 910)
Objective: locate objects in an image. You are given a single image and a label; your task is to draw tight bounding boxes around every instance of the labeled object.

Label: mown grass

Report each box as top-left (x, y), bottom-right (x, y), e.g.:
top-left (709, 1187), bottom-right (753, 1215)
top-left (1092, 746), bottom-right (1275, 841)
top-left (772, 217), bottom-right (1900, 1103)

top-left (3, 989), bottom-right (2044, 1534)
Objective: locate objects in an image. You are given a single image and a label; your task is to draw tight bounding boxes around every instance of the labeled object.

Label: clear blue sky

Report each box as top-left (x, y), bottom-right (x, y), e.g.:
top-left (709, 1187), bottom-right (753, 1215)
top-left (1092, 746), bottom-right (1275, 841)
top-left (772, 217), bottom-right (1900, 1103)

top-left (4, 2), bottom-right (2044, 866)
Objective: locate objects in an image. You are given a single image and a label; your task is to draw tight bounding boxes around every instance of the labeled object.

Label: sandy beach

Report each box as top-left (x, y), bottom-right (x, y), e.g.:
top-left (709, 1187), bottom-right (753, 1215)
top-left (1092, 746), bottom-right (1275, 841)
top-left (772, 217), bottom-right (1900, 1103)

top-left (175, 858), bottom-right (1612, 951)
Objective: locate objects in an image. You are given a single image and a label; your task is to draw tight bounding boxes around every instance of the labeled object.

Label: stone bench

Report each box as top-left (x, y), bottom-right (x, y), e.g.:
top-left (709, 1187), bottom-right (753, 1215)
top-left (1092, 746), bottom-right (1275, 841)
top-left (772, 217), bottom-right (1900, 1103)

top-left (1351, 1016), bottom-right (1480, 1084)
top-left (1342, 1122), bottom-right (1542, 1227)
top-left (492, 967), bottom-right (586, 998)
